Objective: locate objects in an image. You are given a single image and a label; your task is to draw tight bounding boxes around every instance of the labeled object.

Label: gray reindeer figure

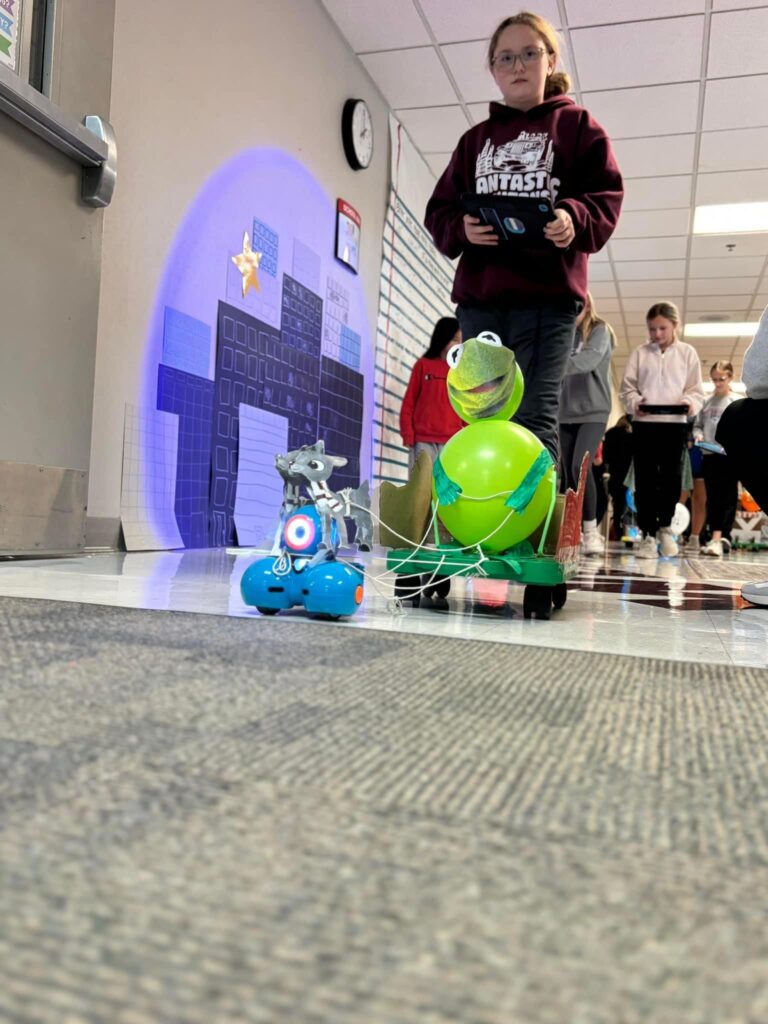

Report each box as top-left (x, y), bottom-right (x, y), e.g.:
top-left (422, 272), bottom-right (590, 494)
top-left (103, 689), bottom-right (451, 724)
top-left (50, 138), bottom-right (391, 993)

top-left (275, 441), bottom-right (374, 560)
top-left (278, 441), bottom-right (350, 558)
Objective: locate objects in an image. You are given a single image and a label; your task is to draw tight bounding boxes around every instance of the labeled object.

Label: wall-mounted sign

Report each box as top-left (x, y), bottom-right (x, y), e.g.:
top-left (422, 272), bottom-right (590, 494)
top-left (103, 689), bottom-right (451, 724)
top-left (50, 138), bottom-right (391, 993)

top-left (335, 199), bottom-right (361, 274)
top-left (0, 0), bottom-right (21, 73)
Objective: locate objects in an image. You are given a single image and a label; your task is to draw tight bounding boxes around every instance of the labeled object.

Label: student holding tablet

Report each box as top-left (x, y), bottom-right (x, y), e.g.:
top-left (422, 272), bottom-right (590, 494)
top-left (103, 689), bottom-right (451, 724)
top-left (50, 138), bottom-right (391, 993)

top-left (424, 11), bottom-right (623, 463)
top-left (620, 302), bottom-right (705, 558)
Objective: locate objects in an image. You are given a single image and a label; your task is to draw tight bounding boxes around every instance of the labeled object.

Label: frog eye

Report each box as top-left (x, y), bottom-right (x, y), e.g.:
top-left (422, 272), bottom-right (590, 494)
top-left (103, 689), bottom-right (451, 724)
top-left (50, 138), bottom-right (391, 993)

top-left (446, 344), bottom-right (463, 369)
top-left (477, 331), bottom-right (502, 347)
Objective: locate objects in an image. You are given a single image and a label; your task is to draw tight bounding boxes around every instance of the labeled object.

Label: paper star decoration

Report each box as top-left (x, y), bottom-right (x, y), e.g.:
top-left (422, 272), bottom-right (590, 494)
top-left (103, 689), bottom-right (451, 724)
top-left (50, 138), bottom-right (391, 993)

top-left (231, 232), bottom-right (262, 297)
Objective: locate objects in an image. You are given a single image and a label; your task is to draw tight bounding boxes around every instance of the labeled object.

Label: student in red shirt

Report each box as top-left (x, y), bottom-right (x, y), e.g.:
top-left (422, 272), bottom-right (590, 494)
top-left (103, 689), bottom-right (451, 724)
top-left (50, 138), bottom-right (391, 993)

top-left (400, 317), bottom-right (464, 470)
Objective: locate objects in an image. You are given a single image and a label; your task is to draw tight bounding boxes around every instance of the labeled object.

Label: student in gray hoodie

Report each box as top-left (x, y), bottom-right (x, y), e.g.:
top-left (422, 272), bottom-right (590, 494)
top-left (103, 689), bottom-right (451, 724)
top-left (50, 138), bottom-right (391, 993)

top-left (559, 292), bottom-right (614, 555)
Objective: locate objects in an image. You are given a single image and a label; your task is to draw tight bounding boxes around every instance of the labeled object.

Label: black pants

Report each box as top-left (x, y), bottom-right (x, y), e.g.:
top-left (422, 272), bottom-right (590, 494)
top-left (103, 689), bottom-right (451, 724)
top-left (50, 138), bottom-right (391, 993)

top-left (559, 421), bottom-right (607, 521)
top-left (716, 398), bottom-right (768, 511)
top-left (456, 305), bottom-right (579, 462)
top-left (632, 422), bottom-right (687, 535)
top-left (701, 454), bottom-right (738, 536)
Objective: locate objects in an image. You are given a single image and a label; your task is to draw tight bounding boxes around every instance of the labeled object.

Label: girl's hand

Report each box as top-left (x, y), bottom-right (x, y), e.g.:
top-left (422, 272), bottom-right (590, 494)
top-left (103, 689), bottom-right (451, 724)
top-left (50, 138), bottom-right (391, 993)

top-left (544, 208), bottom-right (575, 248)
top-left (463, 215), bottom-right (498, 246)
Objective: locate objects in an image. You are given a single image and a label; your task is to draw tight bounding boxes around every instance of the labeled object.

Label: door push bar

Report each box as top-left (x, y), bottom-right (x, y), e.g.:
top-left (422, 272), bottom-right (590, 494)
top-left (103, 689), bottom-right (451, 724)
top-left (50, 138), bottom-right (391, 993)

top-left (0, 62), bottom-right (117, 208)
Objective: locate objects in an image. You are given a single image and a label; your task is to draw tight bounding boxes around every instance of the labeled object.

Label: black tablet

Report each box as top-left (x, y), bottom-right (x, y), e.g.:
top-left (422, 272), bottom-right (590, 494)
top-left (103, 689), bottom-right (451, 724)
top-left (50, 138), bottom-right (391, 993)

top-left (461, 193), bottom-right (555, 245)
top-left (638, 403), bottom-right (689, 415)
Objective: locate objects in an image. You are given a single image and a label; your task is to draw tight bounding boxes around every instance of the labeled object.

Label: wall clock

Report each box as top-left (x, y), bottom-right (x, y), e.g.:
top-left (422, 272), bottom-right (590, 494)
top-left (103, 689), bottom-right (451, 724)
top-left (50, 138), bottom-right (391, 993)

top-left (341, 98), bottom-right (374, 170)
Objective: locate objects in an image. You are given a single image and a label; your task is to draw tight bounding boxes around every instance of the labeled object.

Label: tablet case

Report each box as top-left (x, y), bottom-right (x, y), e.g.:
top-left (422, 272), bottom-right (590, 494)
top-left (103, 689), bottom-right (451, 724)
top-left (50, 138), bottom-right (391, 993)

top-left (638, 404), bottom-right (690, 415)
top-left (461, 193), bottom-right (555, 245)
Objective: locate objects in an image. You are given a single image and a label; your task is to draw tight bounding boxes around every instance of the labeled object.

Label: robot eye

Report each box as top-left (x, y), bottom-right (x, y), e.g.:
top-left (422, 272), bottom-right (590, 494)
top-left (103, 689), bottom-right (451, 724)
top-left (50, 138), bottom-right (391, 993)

top-left (476, 331), bottom-right (502, 347)
top-left (308, 460), bottom-right (323, 471)
top-left (446, 345), bottom-right (463, 369)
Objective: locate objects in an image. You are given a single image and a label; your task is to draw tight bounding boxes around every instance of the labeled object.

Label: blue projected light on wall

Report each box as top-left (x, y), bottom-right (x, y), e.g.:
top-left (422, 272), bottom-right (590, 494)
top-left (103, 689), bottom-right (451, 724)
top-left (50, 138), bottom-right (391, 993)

top-left (141, 148), bottom-right (374, 548)
top-left (162, 307), bottom-right (212, 379)
top-left (252, 218), bottom-right (278, 277)
top-left (339, 324), bottom-right (362, 371)
top-left (157, 365), bottom-right (214, 548)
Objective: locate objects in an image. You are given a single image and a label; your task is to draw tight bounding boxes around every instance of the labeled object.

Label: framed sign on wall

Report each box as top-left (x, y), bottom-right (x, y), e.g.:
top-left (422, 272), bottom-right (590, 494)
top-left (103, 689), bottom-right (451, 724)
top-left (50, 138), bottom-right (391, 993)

top-left (335, 199), bottom-right (361, 274)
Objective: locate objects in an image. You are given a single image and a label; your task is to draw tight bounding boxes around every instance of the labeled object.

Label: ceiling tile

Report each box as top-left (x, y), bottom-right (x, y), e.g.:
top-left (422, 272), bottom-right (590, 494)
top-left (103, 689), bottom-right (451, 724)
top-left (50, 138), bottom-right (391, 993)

top-left (440, 40), bottom-right (499, 104)
top-left (696, 169), bottom-right (768, 206)
top-left (583, 83), bottom-right (700, 139)
top-left (610, 236), bottom-right (688, 260)
top-left (713, 0), bottom-right (768, 8)
top-left (708, 9), bottom-right (768, 78)
top-left (571, 17), bottom-right (704, 91)
top-left (615, 259), bottom-right (687, 280)
top-left (419, 0), bottom-right (561, 43)
top-left (686, 295), bottom-right (752, 311)
top-left (565, 0), bottom-right (704, 24)
top-left (611, 135), bottom-right (696, 178)
top-left (688, 256), bottom-right (766, 278)
top-left (687, 278), bottom-right (758, 294)
top-left (589, 281), bottom-right (618, 298)
top-left (588, 263), bottom-right (615, 281)
top-left (699, 126), bottom-right (768, 171)
top-left (702, 75), bottom-right (768, 132)
top-left (618, 280), bottom-right (684, 296)
top-left (396, 105), bottom-right (471, 152)
top-left (619, 279), bottom-right (686, 296)
top-left (467, 102), bottom-right (490, 125)
top-left (320, 0), bottom-right (430, 51)
top-left (425, 154), bottom-right (451, 177)
top-left (622, 297), bottom-right (683, 312)
top-left (622, 175), bottom-right (692, 211)
top-left (614, 209), bottom-right (691, 238)
top-left (594, 298), bottom-right (623, 312)
top-left (691, 233), bottom-right (768, 259)
top-left (360, 48), bottom-right (457, 108)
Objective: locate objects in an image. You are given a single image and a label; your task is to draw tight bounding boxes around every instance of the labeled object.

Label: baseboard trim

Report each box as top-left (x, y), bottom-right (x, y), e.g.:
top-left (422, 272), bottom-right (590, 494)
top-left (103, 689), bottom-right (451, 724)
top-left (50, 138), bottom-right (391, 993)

top-left (85, 516), bottom-right (124, 551)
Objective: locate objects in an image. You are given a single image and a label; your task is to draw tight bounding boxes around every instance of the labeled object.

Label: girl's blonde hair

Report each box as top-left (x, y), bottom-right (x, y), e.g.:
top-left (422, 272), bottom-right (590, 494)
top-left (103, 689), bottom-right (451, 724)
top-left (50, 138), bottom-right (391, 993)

top-left (710, 360), bottom-right (734, 378)
top-left (487, 12), bottom-right (571, 98)
top-left (579, 292), bottom-right (615, 348)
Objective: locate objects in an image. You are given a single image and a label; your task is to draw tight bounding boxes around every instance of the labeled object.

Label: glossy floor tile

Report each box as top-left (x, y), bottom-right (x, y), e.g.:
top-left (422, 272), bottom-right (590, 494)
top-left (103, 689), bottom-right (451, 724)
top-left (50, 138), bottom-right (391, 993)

top-left (1, 543), bottom-right (766, 668)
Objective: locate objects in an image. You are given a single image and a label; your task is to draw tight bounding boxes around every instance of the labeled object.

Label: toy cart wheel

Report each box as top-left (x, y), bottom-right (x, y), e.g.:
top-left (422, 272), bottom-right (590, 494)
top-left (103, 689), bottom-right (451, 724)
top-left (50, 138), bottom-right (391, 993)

top-left (552, 583), bottom-right (567, 610)
top-left (623, 540), bottom-right (634, 548)
top-left (523, 584), bottom-right (552, 621)
top-left (256, 607), bottom-right (280, 616)
top-left (313, 613), bottom-right (341, 621)
top-left (394, 574), bottom-right (421, 608)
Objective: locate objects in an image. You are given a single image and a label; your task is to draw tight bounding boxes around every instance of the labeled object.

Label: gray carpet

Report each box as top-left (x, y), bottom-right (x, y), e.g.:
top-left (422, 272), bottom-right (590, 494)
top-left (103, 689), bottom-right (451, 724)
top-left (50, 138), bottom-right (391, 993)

top-left (1, 597), bottom-right (768, 1024)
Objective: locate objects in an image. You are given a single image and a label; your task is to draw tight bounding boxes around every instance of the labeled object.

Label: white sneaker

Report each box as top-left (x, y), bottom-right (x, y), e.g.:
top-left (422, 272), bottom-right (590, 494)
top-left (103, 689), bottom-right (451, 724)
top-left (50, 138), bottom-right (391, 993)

top-left (636, 535), bottom-right (658, 559)
top-left (686, 535), bottom-right (700, 554)
top-left (658, 528), bottom-right (679, 558)
top-left (742, 581), bottom-right (768, 606)
top-left (701, 539), bottom-right (723, 557)
top-left (582, 529), bottom-right (603, 556)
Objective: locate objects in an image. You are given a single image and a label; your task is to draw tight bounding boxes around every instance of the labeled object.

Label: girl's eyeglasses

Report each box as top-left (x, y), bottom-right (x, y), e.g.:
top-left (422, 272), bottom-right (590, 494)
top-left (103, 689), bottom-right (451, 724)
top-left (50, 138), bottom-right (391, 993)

top-left (491, 47), bottom-right (548, 70)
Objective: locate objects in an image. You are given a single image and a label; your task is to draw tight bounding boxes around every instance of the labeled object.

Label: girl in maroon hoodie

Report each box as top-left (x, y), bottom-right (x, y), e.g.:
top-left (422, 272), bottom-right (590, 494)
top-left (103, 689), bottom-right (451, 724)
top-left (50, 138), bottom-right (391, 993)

top-left (425, 12), bottom-right (623, 462)
top-left (400, 316), bottom-right (464, 470)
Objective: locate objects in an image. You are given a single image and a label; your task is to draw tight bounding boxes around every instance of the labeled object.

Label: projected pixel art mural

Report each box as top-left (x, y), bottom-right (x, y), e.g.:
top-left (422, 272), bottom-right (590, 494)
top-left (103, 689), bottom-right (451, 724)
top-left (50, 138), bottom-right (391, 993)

top-left (123, 149), bottom-right (372, 550)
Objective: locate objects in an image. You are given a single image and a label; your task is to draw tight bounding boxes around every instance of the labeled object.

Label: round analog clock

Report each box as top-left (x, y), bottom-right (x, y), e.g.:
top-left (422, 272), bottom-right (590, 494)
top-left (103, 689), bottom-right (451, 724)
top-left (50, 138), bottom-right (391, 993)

top-left (341, 98), bottom-right (374, 170)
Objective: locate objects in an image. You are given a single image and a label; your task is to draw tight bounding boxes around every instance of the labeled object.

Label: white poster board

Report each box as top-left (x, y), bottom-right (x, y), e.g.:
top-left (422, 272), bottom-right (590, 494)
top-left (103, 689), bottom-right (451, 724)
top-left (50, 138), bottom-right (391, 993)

top-left (0, 0), bottom-right (21, 73)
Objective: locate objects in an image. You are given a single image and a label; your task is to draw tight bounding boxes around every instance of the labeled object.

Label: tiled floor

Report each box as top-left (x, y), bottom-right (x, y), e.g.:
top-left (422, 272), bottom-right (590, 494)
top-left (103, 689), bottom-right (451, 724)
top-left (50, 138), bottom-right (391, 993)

top-left (1, 544), bottom-right (767, 668)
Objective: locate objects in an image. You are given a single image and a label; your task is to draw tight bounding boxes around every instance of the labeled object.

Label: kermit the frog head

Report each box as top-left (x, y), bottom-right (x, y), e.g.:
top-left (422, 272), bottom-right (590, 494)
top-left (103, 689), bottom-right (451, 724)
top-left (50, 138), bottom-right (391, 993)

top-left (446, 332), bottom-right (524, 423)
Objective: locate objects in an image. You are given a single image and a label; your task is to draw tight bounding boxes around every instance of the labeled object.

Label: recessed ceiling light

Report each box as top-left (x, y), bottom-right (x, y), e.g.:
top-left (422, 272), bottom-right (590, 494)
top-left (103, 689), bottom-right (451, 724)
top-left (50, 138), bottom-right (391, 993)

top-left (693, 203), bottom-right (768, 234)
top-left (684, 322), bottom-right (759, 338)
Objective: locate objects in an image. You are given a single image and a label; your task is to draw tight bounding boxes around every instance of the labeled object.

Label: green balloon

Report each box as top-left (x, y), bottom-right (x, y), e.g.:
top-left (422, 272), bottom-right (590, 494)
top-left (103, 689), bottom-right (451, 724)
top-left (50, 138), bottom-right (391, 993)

top-left (433, 420), bottom-right (554, 553)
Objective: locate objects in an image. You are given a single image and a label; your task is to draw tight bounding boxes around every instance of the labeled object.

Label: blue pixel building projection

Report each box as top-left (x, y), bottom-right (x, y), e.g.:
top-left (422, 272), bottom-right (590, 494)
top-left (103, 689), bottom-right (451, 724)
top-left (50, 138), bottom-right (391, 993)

top-left (138, 149), bottom-right (372, 549)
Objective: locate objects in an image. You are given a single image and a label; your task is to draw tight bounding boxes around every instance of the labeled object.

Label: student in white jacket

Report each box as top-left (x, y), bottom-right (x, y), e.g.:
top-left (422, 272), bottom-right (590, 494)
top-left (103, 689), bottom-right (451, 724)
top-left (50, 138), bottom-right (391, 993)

top-left (620, 302), bottom-right (705, 558)
top-left (716, 304), bottom-right (768, 605)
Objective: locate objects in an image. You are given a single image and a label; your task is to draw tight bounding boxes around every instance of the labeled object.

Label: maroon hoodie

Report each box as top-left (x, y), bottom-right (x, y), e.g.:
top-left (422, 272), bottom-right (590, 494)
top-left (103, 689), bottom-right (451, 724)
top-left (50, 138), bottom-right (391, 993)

top-left (425, 95), bottom-right (623, 308)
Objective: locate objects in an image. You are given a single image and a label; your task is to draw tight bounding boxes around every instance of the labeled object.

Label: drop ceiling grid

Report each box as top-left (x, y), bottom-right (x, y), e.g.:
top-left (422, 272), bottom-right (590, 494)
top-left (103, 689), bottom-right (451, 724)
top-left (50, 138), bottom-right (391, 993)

top-left (320, 0), bottom-right (768, 361)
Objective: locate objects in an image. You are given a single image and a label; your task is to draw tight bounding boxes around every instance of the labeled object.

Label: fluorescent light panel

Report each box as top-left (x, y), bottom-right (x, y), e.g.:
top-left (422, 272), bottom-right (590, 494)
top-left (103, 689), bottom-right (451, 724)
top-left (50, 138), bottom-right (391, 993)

top-left (684, 321), bottom-right (759, 337)
top-left (693, 202), bottom-right (768, 234)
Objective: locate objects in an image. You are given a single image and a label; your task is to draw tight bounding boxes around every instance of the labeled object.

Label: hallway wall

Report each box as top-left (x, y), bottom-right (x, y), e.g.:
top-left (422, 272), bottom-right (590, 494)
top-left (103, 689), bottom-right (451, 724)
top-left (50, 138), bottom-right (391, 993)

top-left (0, 0), bottom-right (116, 472)
top-left (88, 0), bottom-right (391, 535)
